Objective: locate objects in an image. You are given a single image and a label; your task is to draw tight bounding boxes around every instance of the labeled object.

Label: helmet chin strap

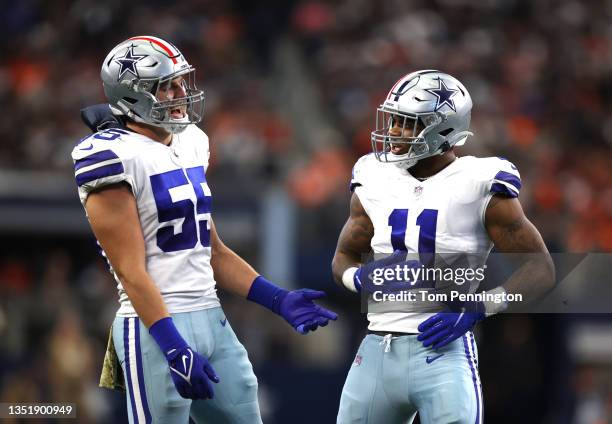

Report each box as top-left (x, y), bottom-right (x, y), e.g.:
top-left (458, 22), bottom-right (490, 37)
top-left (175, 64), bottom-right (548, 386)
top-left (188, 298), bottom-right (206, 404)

top-left (393, 155), bottom-right (419, 170)
top-left (111, 102), bottom-right (149, 125)
top-left (397, 132), bottom-right (469, 171)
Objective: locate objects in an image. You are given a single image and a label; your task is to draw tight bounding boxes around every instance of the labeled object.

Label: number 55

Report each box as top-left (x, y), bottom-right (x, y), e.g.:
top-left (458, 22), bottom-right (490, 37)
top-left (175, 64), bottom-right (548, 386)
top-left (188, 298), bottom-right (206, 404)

top-left (150, 166), bottom-right (212, 252)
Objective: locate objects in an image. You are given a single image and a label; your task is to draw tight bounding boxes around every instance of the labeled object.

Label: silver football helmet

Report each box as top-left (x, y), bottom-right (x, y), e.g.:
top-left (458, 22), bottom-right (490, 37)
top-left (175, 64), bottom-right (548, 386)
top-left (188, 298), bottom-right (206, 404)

top-left (371, 70), bottom-right (473, 169)
top-left (100, 36), bottom-right (204, 134)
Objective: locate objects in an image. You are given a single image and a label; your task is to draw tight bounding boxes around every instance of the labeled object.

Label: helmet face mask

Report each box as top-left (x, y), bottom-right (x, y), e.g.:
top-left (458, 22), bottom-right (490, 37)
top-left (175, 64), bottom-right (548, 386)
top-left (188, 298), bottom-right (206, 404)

top-left (371, 70), bottom-right (473, 169)
top-left (101, 36), bottom-right (205, 134)
top-left (148, 69), bottom-right (204, 133)
top-left (371, 108), bottom-right (444, 169)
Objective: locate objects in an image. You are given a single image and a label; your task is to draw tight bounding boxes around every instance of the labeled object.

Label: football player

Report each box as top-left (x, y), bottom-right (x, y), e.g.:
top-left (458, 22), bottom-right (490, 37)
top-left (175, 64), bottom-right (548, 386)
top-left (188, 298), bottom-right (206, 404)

top-left (72, 36), bottom-right (337, 423)
top-left (332, 70), bottom-right (554, 423)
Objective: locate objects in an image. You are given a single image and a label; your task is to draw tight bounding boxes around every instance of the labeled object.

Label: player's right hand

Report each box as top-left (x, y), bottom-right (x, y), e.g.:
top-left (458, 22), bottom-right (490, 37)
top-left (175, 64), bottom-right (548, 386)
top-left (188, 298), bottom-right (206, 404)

top-left (165, 346), bottom-right (220, 400)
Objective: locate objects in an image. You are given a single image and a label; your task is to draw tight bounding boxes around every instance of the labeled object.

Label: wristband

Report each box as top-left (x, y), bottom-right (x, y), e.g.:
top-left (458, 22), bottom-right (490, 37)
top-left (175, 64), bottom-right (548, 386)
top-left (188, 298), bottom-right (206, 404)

top-left (246, 276), bottom-right (288, 314)
top-left (482, 286), bottom-right (509, 316)
top-left (342, 267), bottom-right (360, 292)
top-left (149, 317), bottom-right (188, 356)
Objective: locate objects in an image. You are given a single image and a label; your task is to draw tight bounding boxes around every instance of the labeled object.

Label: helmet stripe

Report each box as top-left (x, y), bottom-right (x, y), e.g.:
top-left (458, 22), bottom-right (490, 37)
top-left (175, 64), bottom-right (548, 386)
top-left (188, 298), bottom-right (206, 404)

top-left (391, 79), bottom-right (414, 101)
top-left (387, 70), bottom-right (441, 100)
top-left (129, 36), bottom-right (178, 64)
top-left (388, 75), bottom-right (409, 99)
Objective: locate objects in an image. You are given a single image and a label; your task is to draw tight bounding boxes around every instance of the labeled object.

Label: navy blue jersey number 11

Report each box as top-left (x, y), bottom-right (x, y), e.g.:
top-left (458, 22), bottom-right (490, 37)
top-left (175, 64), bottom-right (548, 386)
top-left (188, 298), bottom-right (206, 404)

top-left (388, 208), bottom-right (438, 265)
top-left (150, 166), bottom-right (212, 252)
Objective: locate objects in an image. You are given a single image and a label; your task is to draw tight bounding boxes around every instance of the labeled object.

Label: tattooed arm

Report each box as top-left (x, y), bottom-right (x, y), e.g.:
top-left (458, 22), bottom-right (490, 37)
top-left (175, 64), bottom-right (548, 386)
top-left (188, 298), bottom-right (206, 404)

top-left (332, 193), bottom-right (374, 288)
top-left (485, 195), bottom-right (555, 304)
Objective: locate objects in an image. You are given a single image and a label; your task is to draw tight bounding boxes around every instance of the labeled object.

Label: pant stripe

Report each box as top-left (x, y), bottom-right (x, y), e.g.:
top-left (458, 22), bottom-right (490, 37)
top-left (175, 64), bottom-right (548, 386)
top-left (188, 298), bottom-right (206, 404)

top-left (124, 318), bottom-right (138, 423)
top-left (124, 318), bottom-right (151, 423)
top-left (134, 318), bottom-right (152, 424)
top-left (467, 332), bottom-right (483, 424)
top-left (463, 334), bottom-right (482, 424)
top-left (469, 332), bottom-right (479, 367)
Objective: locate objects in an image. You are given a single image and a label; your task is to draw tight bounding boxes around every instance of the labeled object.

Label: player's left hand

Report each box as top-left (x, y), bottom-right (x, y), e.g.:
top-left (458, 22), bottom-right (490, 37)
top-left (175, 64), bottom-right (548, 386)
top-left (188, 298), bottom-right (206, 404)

top-left (417, 306), bottom-right (485, 349)
top-left (277, 289), bottom-right (338, 334)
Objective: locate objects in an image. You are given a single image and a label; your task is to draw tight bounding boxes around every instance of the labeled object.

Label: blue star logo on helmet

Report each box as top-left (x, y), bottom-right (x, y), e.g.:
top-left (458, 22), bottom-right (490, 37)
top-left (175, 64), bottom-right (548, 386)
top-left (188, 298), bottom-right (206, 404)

top-left (425, 78), bottom-right (459, 112)
top-left (114, 46), bottom-right (147, 81)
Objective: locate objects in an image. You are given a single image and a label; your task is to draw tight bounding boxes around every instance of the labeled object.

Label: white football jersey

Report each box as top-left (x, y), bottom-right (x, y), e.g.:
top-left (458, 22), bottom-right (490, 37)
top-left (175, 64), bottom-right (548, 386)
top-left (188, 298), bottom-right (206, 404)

top-left (350, 154), bottom-right (521, 332)
top-left (72, 125), bottom-right (220, 317)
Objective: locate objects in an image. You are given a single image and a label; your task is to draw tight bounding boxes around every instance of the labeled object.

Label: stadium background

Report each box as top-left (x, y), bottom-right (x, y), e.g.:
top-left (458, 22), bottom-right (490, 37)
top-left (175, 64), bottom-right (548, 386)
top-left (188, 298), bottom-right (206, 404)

top-left (1, 0), bottom-right (611, 422)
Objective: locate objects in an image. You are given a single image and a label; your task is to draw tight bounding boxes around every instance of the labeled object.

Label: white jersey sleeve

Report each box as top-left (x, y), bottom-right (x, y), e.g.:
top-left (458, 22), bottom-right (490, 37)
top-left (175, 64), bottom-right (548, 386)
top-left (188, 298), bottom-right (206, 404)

top-left (349, 153), bottom-right (388, 220)
top-left (349, 154), bottom-right (367, 192)
top-left (475, 156), bottom-right (522, 223)
top-left (72, 128), bottom-right (141, 205)
top-left (487, 157), bottom-right (522, 198)
top-left (349, 154), bottom-right (379, 191)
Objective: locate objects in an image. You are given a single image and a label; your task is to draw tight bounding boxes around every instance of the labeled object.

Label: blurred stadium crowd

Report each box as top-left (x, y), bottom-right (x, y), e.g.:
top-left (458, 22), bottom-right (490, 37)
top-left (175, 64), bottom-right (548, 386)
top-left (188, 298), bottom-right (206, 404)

top-left (0, 0), bottom-right (611, 423)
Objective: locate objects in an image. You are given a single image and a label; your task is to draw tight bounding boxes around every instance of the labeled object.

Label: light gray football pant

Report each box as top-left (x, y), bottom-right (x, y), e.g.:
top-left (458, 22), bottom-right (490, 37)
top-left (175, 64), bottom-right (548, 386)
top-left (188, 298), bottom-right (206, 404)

top-left (113, 307), bottom-right (261, 423)
top-left (337, 332), bottom-right (482, 424)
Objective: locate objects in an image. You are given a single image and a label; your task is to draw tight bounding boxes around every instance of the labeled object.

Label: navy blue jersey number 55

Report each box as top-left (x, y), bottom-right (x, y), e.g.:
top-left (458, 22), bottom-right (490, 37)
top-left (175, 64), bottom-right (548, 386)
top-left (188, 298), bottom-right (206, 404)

top-left (150, 166), bottom-right (212, 252)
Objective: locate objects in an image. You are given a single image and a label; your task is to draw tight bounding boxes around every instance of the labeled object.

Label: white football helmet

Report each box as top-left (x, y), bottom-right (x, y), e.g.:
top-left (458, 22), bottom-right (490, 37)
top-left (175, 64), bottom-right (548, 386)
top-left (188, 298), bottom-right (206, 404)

top-left (371, 70), bottom-right (473, 169)
top-left (100, 36), bottom-right (204, 134)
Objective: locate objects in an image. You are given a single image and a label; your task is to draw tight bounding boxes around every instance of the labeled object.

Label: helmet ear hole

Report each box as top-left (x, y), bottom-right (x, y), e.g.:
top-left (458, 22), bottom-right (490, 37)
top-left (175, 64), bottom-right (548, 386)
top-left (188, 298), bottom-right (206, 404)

top-left (439, 128), bottom-right (454, 136)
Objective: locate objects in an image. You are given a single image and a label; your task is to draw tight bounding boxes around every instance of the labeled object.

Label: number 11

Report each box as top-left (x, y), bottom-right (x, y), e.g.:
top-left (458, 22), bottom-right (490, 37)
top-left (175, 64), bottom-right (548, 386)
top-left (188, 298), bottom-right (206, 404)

top-left (388, 208), bottom-right (438, 265)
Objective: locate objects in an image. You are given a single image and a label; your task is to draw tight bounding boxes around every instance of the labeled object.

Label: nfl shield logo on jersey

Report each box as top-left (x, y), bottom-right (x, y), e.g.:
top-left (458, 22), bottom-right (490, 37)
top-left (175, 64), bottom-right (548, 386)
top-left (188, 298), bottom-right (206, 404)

top-left (414, 186), bottom-right (423, 197)
top-left (353, 354), bottom-right (362, 366)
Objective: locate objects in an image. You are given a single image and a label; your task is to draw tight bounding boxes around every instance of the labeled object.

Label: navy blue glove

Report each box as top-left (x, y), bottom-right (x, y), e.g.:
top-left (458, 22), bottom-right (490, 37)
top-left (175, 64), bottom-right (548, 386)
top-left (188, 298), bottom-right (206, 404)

top-left (354, 251), bottom-right (425, 294)
top-left (247, 276), bottom-right (338, 334)
top-left (417, 303), bottom-right (485, 349)
top-left (277, 289), bottom-right (338, 334)
top-left (150, 317), bottom-right (220, 399)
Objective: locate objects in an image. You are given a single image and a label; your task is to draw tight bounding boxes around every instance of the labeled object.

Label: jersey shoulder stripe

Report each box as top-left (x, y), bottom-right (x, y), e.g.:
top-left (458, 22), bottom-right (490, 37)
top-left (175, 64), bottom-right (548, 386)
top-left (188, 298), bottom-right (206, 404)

top-left (71, 130), bottom-right (140, 203)
top-left (76, 162), bottom-right (125, 186)
top-left (74, 149), bottom-right (120, 171)
top-left (491, 170), bottom-right (521, 198)
top-left (491, 181), bottom-right (518, 198)
top-left (487, 157), bottom-right (521, 198)
top-left (493, 170), bottom-right (521, 190)
top-left (461, 156), bottom-right (521, 198)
